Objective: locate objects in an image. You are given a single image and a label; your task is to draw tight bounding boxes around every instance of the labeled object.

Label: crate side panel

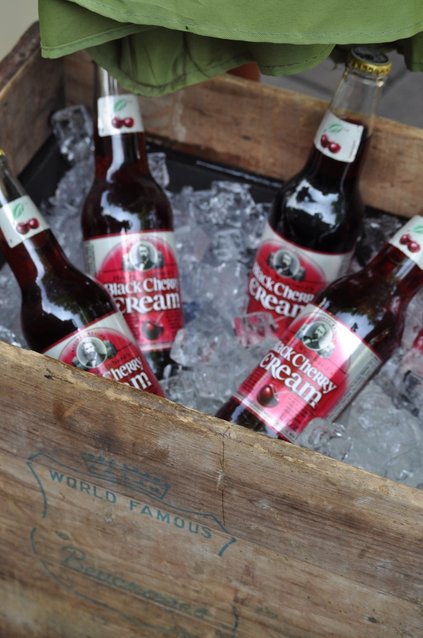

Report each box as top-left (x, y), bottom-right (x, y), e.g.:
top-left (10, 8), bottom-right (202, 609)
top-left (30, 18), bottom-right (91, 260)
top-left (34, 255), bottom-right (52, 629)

top-left (0, 23), bottom-right (64, 176)
top-left (0, 340), bottom-right (422, 637)
top-left (64, 50), bottom-right (423, 219)
top-left (138, 78), bottom-right (423, 220)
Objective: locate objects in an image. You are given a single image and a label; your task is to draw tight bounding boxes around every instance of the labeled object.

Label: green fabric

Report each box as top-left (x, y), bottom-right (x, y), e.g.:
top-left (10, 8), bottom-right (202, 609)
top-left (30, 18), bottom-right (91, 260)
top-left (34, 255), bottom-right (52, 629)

top-left (38, 0), bottom-right (423, 96)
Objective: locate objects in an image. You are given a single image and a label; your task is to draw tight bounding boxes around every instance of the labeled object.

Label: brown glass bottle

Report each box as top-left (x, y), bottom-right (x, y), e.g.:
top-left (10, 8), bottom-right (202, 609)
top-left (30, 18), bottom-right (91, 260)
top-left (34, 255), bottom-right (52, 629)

top-left (247, 47), bottom-right (392, 333)
top-left (81, 65), bottom-right (184, 380)
top-left (216, 216), bottom-right (423, 441)
top-left (0, 150), bottom-right (164, 397)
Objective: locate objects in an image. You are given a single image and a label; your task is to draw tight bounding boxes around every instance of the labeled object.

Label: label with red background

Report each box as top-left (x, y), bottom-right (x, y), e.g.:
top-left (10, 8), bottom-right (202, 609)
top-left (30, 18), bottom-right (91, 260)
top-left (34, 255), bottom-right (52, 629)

top-left (234, 304), bottom-right (381, 441)
top-left (314, 112), bottom-right (364, 163)
top-left (98, 95), bottom-right (144, 137)
top-left (0, 195), bottom-right (49, 248)
top-left (84, 231), bottom-right (183, 351)
top-left (43, 311), bottom-right (164, 397)
top-left (247, 223), bottom-right (353, 332)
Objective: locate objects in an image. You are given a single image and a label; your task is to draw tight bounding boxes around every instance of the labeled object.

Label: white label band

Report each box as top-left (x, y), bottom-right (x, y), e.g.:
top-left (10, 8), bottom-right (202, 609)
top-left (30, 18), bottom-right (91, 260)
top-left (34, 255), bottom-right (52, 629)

top-left (0, 196), bottom-right (49, 248)
top-left (389, 216), bottom-right (423, 270)
top-left (314, 112), bottom-right (364, 163)
top-left (98, 95), bottom-right (144, 137)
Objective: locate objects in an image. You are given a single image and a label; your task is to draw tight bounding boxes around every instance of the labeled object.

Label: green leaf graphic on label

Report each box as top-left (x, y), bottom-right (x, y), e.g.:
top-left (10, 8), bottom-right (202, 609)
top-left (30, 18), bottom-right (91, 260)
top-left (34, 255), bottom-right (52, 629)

top-left (414, 225), bottom-right (423, 234)
top-left (114, 99), bottom-right (127, 113)
top-left (327, 123), bottom-right (343, 133)
top-left (12, 202), bottom-right (24, 220)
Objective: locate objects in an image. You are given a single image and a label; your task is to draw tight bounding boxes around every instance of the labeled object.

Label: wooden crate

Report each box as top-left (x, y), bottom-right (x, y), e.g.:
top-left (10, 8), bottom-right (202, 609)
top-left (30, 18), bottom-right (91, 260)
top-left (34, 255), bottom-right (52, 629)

top-left (0, 23), bottom-right (422, 638)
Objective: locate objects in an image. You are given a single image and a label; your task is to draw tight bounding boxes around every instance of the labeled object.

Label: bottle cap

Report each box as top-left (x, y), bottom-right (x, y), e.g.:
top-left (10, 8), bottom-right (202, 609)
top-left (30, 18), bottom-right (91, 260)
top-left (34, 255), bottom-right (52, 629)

top-left (0, 148), bottom-right (5, 158)
top-left (347, 46), bottom-right (392, 76)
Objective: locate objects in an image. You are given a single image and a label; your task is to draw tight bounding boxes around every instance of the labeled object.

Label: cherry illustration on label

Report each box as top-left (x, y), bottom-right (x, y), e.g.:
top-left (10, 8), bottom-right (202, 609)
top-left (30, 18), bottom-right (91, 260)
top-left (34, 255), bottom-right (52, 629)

top-left (15, 218), bottom-right (40, 235)
top-left (16, 222), bottom-right (29, 234)
top-left (399, 233), bottom-right (421, 253)
top-left (111, 116), bottom-right (123, 129)
top-left (257, 384), bottom-right (279, 407)
top-left (408, 241), bottom-right (421, 253)
top-left (320, 134), bottom-right (329, 148)
top-left (328, 142), bottom-right (341, 153)
top-left (111, 116), bottom-right (135, 129)
top-left (320, 133), bottom-right (342, 154)
top-left (142, 320), bottom-right (164, 340)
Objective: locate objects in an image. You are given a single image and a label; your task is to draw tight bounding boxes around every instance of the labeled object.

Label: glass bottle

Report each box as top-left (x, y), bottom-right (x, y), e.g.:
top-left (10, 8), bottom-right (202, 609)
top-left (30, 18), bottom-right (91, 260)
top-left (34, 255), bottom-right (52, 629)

top-left (81, 65), bottom-right (184, 380)
top-left (247, 46), bottom-right (392, 333)
top-left (0, 150), bottom-right (164, 397)
top-left (216, 216), bottom-right (423, 442)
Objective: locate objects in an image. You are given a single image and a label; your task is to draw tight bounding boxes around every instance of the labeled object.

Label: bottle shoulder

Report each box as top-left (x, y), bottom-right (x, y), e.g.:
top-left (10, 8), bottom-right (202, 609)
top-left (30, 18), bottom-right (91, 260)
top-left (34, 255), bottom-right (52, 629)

top-left (268, 174), bottom-right (363, 252)
top-left (33, 259), bottom-right (110, 301)
top-left (82, 173), bottom-right (173, 234)
top-left (21, 261), bottom-right (115, 351)
top-left (86, 169), bottom-right (169, 204)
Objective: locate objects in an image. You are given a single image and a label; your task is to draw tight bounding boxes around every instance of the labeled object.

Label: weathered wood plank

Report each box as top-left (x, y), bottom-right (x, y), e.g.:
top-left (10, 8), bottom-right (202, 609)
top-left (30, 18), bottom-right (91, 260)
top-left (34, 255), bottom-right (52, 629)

top-left (0, 23), bottom-right (64, 176)
top-left (0, 340), bottom-right (422, 637)
top-left (64, 50), bottom-right (423, 219)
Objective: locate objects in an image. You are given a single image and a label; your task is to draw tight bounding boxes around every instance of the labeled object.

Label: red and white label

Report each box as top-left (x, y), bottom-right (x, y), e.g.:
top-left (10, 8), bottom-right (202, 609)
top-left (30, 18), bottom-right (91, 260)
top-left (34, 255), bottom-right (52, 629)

top-left (84, 231), bottom-right (184, 351)
top-left (98, 95), bottom-right (144, 137)
top-left (43, 311), bottom-right (164, 396)
top-left (247, 223), bottom-right (352, 332)
top-left (314, 112), bottom-right (364, 163)
top-left (389, 216), bottom-right (423, 270)
top-left (0, 196), bottom-right (49, 248)
top-left (233, 304), bottom-right (381, 441)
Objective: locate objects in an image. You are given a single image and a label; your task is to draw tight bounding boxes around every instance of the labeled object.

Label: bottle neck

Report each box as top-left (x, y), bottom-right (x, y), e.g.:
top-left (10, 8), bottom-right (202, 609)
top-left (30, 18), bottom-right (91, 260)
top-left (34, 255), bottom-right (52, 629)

top-left (331, 67), bottom-right (385, 133)
top-left (366, 243), bottom-right (422, 305)
top-left (303, 66), bottom-right (386, 186)
top-left (0, 157), bottom-right (69, 289)
top-left (303, 134), bottom-right (370, 186)
top-left (0, 157), bottom-right (24, 205)
top-left (93, 66), bottom-right (150, 180)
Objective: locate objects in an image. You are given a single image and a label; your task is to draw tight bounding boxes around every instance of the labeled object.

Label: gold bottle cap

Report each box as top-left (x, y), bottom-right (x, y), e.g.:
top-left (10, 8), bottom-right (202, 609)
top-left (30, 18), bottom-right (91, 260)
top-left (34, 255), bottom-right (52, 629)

top-left (347, 46), bottom-right (392, 76)
top-left (0, 148), bottom-right (5, 157)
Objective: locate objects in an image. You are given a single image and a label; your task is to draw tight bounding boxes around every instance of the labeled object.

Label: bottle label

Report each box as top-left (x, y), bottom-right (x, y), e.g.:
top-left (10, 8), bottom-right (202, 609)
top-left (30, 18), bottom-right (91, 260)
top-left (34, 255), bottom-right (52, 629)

top-left (0, 196), bottom-right (49, 248)
top-left (234, 304), bottom-right (381, 441)
top-left (84, 231), bottom-right (184, 351)
top-left (43, 311), bottom-right (163, 396)
top-left (314, 112), bottom-right (364, 163)
top-left (97, 95), bottom-right (144, 137)
top-left (247, 223), bottom-right (353, 332)
top-left (389, 216), bottom-right (423, 270)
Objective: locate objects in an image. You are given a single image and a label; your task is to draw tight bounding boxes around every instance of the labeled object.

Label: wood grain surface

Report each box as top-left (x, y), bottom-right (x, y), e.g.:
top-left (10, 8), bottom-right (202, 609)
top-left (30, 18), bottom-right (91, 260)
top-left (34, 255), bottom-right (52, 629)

top-left (0, 23), bottom-right (64, 176)
top-left (0, 340), bottom-right (422, 637)
top-left (65, 51), bottom-right (423, 219)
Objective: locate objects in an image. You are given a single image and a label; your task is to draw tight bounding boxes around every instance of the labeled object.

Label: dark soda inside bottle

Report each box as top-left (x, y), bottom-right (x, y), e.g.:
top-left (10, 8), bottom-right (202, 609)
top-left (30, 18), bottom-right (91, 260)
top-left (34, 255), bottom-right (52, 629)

top-left (0, 149), bottom-right (164, 397)
top-left (247, 47), bottom-right (392, 332)
top-left (82, 66), bottom-right (184, 380)
top-left (270, 123), bottom-right (369, 254)
top-left (6, 229), bottom-right (117, 351)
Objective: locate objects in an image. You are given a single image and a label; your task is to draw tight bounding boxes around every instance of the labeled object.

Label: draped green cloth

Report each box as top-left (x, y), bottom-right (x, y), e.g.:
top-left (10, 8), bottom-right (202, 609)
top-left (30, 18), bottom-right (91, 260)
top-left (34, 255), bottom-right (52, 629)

top-left (38, 0), bottom-right (423, 96)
